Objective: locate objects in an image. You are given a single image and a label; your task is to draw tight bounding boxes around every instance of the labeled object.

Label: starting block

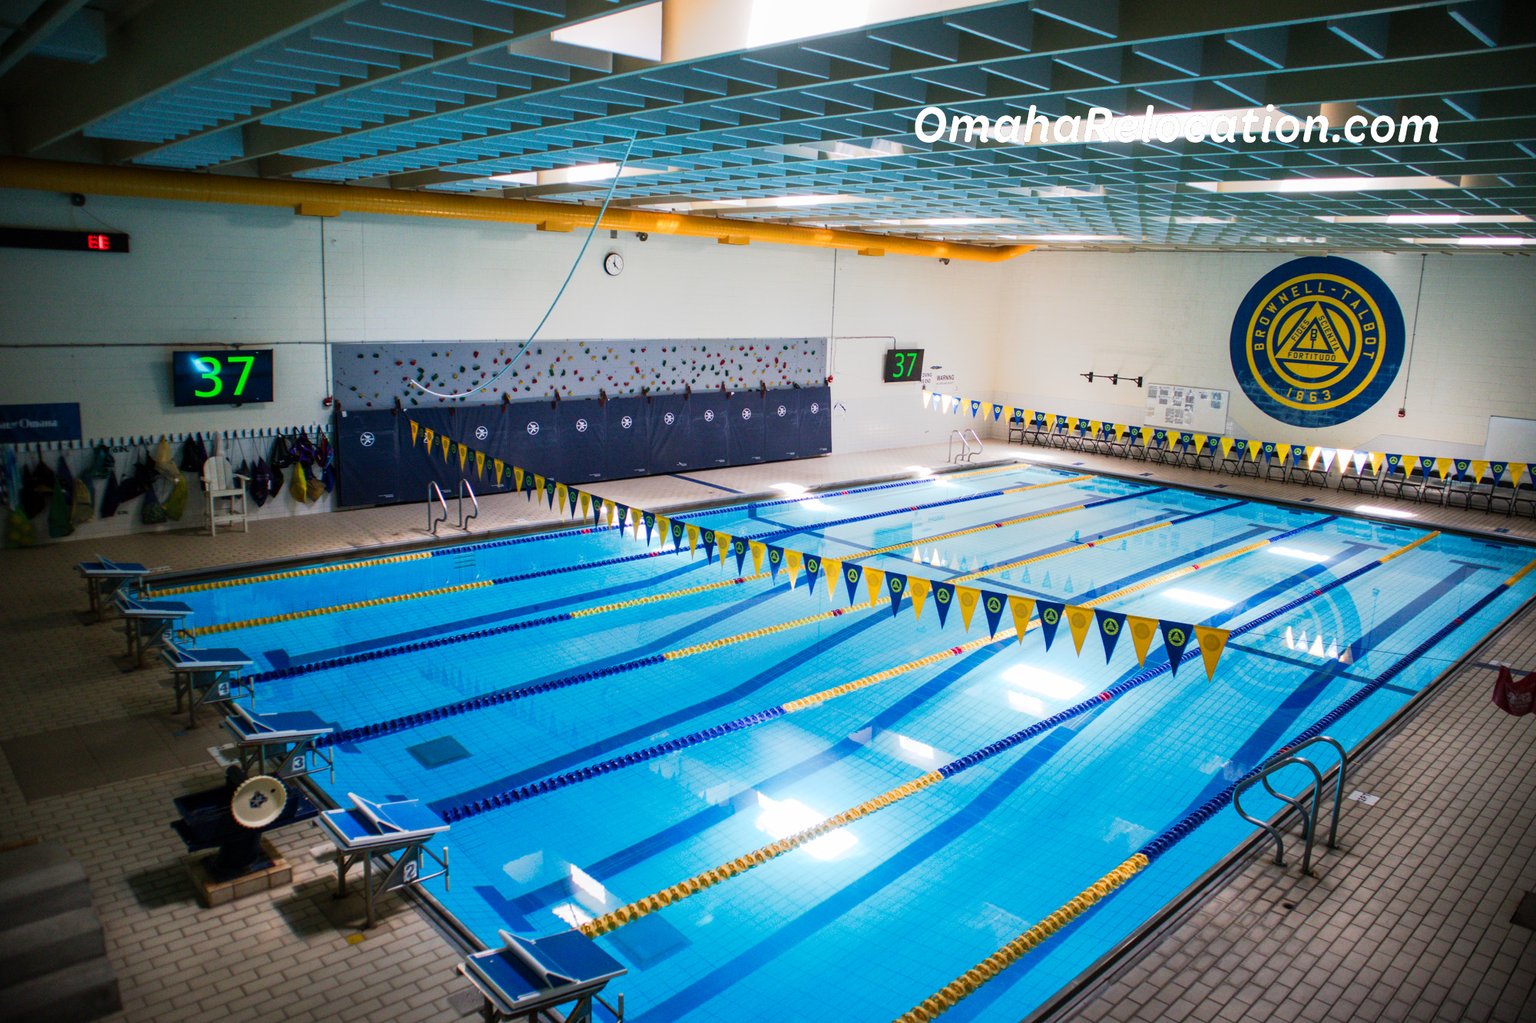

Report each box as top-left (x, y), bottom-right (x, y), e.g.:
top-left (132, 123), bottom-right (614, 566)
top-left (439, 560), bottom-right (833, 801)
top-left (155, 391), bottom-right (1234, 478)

top-left (317, 793), bottom-right (450, 928)
top-left (117, 593), bottom-right (193, 668)
top-left (460, 929), bottom-right (625, 1023)
top-left (223, 705), bottom-right (334, 781)
top-left (76, 556), bottom-right (150, 620)
top-left (161, 640), bottom-right (252, 727)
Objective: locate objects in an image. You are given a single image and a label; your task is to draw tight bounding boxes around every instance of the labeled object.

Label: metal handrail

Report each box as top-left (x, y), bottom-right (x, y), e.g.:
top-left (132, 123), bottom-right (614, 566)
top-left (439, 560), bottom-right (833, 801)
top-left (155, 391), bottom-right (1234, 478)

top-left (457, 478), bottom-right (479, 530)
top-left (427, 482), bottom-right (449, 535)
top-left (948, 429), bottom-right (983, 464)
top-left (1233, 734), bottom-right (1348, 875)
top-left (963, 428), bottom-right (982, 460)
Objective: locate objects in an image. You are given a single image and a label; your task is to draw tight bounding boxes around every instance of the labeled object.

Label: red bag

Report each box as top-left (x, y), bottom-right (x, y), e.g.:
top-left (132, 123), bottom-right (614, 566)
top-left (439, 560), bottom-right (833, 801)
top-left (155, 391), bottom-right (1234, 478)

top-left (1493, 665), bottom-right (1536, 716)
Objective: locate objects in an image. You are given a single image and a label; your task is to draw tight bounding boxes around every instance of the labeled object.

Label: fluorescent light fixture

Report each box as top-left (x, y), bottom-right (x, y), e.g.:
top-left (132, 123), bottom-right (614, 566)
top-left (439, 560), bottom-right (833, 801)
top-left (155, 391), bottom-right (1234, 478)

top-left (1001, 665), bottom-right (1084, 700)
top-left (1317, 213), bottom-right (1530, 224)
top-left (754, 793), bottom-right (856, 860)
top-left (1010, 233), bottom-right (1128, 242)
top-left (1162, 587), bottom-right (1234, 611)
top-left (876, 217), bottom-right (1010, 226)
top-left (550, 1), bottom-right (663, 60)
top-left (1357, 504), bottom-right (1416, 519)
top-left (1401, 236), bottom-right (1536, 247)
top-left (490, 163), bottom-right (674, 187)
top-left (1029, 185), bottom-right (1107, 198)
top-left (1174, 216), bottom-right (1236, 225)
top-left (1190, 175), bottom-right (1454, 194)
top-left (654, 0), bottom-right (993, 62)
top-left (642, 194), bottom-right (867, 213)
top-left (1268, 545), bottom-right (1332, 564)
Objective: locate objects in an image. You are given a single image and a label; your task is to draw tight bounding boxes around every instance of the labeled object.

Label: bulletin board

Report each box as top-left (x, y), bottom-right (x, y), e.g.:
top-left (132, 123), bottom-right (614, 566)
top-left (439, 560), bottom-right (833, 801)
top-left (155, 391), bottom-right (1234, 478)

top-left (1144, 382), bottom-right (1230, 434)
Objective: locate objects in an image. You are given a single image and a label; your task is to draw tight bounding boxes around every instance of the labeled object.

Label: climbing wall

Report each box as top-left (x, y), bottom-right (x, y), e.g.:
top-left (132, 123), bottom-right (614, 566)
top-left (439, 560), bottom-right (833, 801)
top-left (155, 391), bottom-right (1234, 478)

top-left (331, 338), bottom-right (828, 409)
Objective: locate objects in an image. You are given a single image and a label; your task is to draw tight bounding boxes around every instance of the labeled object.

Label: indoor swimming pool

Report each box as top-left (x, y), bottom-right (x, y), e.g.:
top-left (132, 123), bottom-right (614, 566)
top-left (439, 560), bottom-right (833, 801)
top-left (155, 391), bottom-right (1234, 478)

top-left (156, 462), bottom-right (1536, 1023)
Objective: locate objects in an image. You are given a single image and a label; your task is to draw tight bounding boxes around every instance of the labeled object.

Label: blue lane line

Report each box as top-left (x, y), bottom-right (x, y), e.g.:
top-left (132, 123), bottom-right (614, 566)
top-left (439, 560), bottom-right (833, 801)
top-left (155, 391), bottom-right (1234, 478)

top-left (501, 543), bottom-right (1379, 920)
top-left (668, 473), bottom-right (743, 494)
top-left (429, 612), bottom-right (892, 817)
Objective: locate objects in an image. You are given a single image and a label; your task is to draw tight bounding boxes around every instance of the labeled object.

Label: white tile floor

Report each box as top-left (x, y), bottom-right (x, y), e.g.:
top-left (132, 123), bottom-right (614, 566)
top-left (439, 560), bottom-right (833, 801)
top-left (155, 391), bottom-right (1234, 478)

top-left (1, 440), bottom-right (1532, 1022)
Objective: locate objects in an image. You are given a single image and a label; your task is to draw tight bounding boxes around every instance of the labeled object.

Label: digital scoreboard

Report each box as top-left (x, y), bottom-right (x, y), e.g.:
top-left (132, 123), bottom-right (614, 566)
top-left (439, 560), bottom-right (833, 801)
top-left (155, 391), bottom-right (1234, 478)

top-left (882, 348), bottom-right (925, 382)
top-left (0, 227), bottom-right (130, 253)
top-left (172, 350), bottom-right (275, 406)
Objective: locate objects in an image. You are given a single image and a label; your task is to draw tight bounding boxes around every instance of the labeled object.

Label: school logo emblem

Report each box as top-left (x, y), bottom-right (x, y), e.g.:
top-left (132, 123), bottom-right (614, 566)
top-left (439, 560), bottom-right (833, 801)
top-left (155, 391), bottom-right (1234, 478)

top-left (474, 425), bottom-right (488, 440)
top-left (704, 409), bottom-right (716, 422)
top-left (1230, 256), bottom-right (1404, 427)
top-left (525, 421), bottom-right (540, 435)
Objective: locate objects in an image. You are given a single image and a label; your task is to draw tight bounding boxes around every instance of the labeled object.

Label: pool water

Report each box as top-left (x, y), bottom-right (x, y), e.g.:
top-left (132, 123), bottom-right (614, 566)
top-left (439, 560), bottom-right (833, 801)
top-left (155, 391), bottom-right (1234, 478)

top-left (170, 463), bottom-right (1536, 1022)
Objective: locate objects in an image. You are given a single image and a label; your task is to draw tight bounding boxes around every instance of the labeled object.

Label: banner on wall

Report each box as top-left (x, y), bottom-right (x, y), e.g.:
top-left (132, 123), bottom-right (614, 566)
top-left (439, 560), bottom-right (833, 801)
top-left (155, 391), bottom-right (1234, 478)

top-left (0, 403), bottom-right (81, 444)
top-left (1228, 256), bottom-right (1405, 428)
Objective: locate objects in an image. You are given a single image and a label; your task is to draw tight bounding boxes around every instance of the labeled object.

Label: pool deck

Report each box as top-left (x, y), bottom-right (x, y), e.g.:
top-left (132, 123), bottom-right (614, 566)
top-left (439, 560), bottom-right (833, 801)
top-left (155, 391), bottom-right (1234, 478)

top-left (0, 440), bottom-right (1532, 1022)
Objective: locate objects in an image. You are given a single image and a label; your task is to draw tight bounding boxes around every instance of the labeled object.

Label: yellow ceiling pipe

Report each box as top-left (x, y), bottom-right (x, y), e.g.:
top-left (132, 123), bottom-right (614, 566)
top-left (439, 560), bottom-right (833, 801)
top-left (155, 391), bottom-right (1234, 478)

top-left (0, 157), bottom-right (1033, 263)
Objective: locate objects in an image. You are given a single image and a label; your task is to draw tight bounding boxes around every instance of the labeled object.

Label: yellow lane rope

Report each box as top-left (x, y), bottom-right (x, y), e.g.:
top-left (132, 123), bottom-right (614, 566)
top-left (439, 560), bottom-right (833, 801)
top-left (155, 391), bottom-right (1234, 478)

top-left (574, 526), bottom-right (1301, 939)
top-left (843, 477), bottom-right (1092, 562)
top-left (144, 551), bottom-right (432, 598)
top-left (892, 855), bottom-right (1150, 1022)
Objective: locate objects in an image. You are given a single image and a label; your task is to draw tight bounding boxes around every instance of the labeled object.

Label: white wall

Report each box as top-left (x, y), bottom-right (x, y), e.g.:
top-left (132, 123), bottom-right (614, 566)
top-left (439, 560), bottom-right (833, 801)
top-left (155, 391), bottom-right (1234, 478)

top-left (987, 250), bottom-right (1536, 458)
top-left (0, 189), bottom-right (1001, 538)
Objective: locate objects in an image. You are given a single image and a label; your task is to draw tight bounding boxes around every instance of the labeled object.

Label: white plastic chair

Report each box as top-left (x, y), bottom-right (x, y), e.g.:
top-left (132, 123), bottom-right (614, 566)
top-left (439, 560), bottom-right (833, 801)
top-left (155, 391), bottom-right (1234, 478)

top-left (201, 456), bottom-right (249, 535)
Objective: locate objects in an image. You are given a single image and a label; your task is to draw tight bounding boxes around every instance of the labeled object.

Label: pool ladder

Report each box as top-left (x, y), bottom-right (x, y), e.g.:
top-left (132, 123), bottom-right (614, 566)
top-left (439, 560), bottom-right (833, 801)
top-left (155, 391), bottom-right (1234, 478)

top-left (1233, 736), bottom-right (1347, 876)
top-left (427, 479), bottom-right (480, 535)
top-left (949, 428), bottom-right (983, 464)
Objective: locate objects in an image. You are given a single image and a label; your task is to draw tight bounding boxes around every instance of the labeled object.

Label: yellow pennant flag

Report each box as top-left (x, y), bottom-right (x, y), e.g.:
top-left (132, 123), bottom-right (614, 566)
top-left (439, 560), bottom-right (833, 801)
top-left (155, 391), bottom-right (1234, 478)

top-left (1193, 433), bottom-right (1207, 454)
top-left (1065, 605), bottom-right (1094, 654)
top-left (1304, 445), bottom-right (1320, 468)
top-left (656, 515), bottom-right (670, 544)
top-left (821, 557), bottom-right (842, 598)
top-left (863, 566), bottom-right (885, 606)
top-left (1067, 417), bottom-right (1080, 431)
top-left (1246, 440), bottom-right (1263, 461)
top-left (1140, 427), bottom-right (1155, 446)
top-left (1022, 409), bottom-right (1034, 423)
top-left (1510, 463), bottom-right (1528, 488)
top-left (1114, 423), bottom-right (1128, 441)
top-left (579, 491), bottom-right (591, 519)
top-left (1127, 616), bottom-right (1158, 666)
top-left (1000, 406), bottom-right (1014, 422)
top-left (1008, 595), bottom-right (1035, 643)
top-left (908, 577), bottom-right (932, 620)
top-left (715, 532), bottom-right (731, 567)
top-left (423, 427), bottom-right (435, 452)
top-left (556, 482), bottom-right (569, 514)
top-left (1433, 457), bottom-right (1454, 479)
top-left (749, 541), bottom-right (766, 574)
top-left (513, 466), bottom-right (524, 491)
top-left (1219, 437), bottom-right (1234, 459)
top-left (630, 507), bottom-right (643, 538)
top-left (440, 435), bottom-right (450, 461)
top-left (1089, 420), bottom-right (1102, 435)
top-left (534, 474), bottom-right (546, 496)
top-left (956, 587), bottom-right (981, 631)
top-left (458, 443), bottom-right (469, 471)
top-left (1470, 460), bottom-right (1489, 482)
top-left (784, 549), bottom-right (803, 587)
top-left (410, 420), bottom-right (420, 447)
top-left (493, 458), bottom-right (505, 486)
top-left (1194, 626), bottom-right (1230, 681)
top-left (686, 524), bottom-right (699, 556)
top-left (475, 451), bottom-right (485, 479)
top-left (1368, 451), bottom-right (1384, 471)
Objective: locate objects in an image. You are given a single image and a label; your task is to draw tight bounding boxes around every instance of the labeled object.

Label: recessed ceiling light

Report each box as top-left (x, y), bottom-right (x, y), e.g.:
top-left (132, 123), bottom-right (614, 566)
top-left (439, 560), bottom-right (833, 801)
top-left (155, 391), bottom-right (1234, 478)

top-left (1317, 213), bottom-right (1530, 224)
top-left (640, 194), bottom-right (868, 213)
top-left (1010, 233), bottom-right (1128, 242)
top-left (1189, 175), bottom-right (1454, 193)
top-left (489, 163), bottom-right (674, 187)
top-left (1400, 236), bottom-right (1536, 246)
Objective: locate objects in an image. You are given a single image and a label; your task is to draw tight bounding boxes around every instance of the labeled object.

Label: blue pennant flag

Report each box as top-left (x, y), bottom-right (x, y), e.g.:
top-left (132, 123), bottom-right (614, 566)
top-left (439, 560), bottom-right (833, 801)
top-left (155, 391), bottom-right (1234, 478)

top-left (700, 528), bottom-right (717, 562)
top-left (592, 496), bottom-right (606, 527)
top-left (766, 545), bottom-right (783, 580)
top-left (733, 537), bottom-right (748, 575)
top-left (843, 563), bottom-right (863, 604)
top-left (970, 399), bottom-right (982, 417)
top-left (932, 581), bottom-right (955, 627)
top-left (1160, 620), bottom-right (1193, 675)
top-left (982, 591), bottom-right (1007, 638)
top-left (1290, 444), bottom-right (1308, 464)
top-left (1095, 609), bottom-right (1126, 662)
top-left (544, 477), bottom-right (557, 508)
top-left (1036, 601), bottom-right (1065, 650)
top-left (567, 486), bottom-right (580, 516)
top-left (992, 405), bottom-right (1002, 422)
top-left (670, 519), bottom-right (685, 550)
top-left (803, 554), bottom-right (822, 593)
top-left (522, 471), bottom-right (538, 497)
top-left (614, 503), bottom-right (629, 532)
top-left (1263, 441), bottom-right (1279, 460)
top-left (641, 510), bottom-right (656, 544)
top-left (886, 571), bottom-right (908, 617)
